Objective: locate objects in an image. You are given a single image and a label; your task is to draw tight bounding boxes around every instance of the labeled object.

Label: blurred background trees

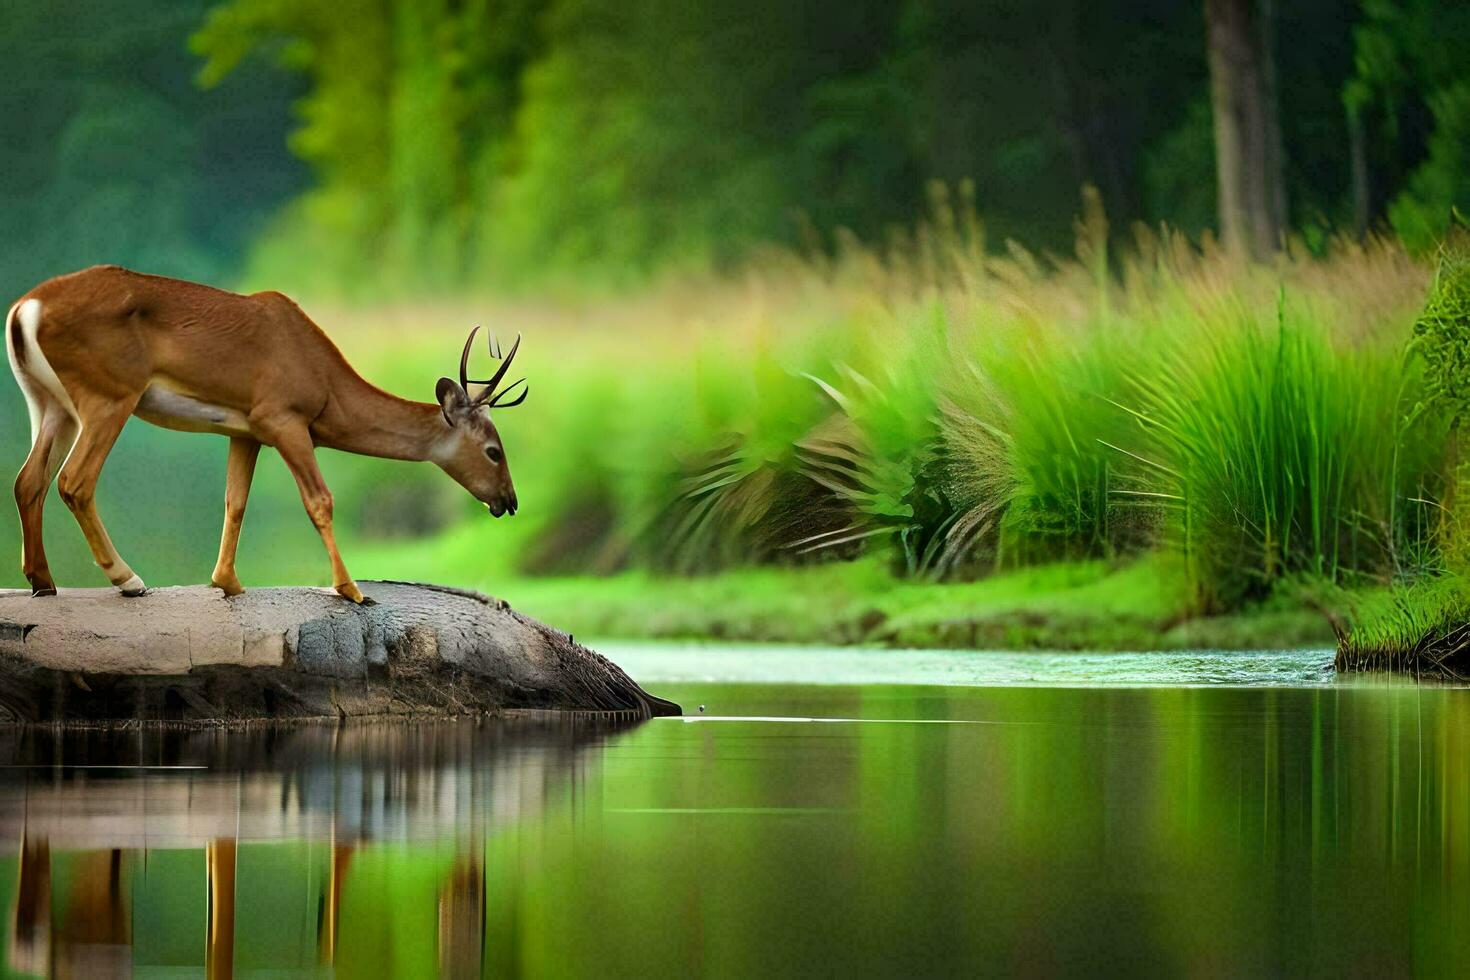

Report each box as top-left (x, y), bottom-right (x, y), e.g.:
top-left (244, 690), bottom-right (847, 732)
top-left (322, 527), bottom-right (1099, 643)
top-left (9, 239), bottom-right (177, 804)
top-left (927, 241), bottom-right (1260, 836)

top-left (3, 0), bottom-right (1466, 300)
top-left (0, 0), bottom-right (303, 300)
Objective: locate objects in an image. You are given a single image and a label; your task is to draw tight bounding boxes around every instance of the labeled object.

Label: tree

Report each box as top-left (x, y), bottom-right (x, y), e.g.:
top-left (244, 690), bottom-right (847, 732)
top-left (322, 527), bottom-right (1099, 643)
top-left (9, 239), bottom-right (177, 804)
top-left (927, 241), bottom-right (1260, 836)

top-left (1204, 0), bottom-right (1287, 258)
top-left (1344, 0), bottom-right (1470, 252)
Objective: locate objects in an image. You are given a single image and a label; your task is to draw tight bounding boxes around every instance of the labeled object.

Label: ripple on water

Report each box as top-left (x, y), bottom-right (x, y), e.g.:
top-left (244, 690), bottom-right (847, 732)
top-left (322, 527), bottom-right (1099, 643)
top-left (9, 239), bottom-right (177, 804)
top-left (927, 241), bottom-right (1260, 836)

top-left (593, 642), bottom-right (1414, 688)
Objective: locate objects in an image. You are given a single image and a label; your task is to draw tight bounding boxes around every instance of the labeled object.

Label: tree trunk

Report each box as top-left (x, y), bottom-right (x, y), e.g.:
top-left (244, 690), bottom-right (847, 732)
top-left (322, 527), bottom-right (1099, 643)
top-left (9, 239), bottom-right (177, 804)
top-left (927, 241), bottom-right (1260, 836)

top-left (1205, 0), bottom-right (1286, 258)
top-left (1349, 107), bottom-right (1371, 236)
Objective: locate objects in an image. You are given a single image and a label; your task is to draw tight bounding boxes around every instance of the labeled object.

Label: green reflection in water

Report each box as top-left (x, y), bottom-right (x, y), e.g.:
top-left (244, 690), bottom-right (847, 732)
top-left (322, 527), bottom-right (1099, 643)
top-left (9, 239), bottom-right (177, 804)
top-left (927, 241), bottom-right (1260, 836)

top-left (0, 682), bottom-right (1465, 976)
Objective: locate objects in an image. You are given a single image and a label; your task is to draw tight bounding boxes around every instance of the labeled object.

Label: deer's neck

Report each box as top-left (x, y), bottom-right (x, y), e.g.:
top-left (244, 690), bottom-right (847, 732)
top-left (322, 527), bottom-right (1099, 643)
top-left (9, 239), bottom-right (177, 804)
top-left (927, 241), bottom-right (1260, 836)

top-left (313, 378), bottom-right (447, 462)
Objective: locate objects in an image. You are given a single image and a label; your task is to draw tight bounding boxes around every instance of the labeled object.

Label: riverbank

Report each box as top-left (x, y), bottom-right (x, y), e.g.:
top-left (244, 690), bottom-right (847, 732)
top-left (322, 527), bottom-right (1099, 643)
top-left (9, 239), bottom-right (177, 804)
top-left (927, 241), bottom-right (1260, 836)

top-left (1331, 574), bottom-right (1470, 678)
top-left (393, 556), bottom-right (1342, 651)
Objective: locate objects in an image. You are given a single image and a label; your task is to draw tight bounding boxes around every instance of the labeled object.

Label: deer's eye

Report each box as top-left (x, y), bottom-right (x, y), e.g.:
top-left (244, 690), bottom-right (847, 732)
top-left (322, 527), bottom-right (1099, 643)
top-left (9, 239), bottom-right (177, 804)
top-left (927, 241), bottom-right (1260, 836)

top-left (485, 445), bottom-right (503, 464)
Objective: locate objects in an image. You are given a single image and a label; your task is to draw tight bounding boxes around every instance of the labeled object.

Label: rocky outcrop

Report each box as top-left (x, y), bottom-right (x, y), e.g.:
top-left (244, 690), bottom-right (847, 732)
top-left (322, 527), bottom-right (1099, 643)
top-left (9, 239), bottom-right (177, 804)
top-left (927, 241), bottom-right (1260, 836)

top-left (0, 580), bottom-right (679, 724)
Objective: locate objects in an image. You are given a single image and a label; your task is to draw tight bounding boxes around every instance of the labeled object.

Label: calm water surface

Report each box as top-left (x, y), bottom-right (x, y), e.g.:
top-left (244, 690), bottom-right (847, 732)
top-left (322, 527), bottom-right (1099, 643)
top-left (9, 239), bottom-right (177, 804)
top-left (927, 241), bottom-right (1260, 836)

top-left (0, 645), bottom-right (1467, 976)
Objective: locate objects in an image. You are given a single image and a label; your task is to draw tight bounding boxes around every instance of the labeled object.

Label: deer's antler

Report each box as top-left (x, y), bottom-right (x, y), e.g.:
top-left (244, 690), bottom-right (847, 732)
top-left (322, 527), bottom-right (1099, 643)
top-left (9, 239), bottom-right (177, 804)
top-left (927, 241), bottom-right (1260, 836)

top-left (485, 377), bottom-right (528, 408)
top-left (458, 327), bottom-right (526, 409)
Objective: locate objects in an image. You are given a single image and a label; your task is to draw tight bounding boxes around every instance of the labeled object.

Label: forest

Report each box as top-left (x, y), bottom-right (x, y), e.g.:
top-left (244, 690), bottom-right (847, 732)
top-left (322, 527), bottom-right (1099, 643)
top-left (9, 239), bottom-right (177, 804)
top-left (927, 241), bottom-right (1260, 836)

top-left (3, 0), bottom-right (1469, 299)
top-left (3, 0), bottom-right (1470, 651)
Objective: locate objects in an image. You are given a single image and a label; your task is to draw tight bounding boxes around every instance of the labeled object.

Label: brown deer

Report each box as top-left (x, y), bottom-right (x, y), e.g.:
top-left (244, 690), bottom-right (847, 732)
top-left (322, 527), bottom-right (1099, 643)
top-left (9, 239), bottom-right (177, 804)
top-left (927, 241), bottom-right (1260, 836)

top-left (5, 265), bottom-right (525, 603)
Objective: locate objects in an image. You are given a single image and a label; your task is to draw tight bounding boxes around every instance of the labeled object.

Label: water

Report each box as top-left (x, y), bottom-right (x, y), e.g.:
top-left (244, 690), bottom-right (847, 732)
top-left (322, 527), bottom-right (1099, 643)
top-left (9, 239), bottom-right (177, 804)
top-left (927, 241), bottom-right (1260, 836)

top-left (0, 646), bottom-right (1467, 976)
top-left (601, 641), bottom-right (1349, 687)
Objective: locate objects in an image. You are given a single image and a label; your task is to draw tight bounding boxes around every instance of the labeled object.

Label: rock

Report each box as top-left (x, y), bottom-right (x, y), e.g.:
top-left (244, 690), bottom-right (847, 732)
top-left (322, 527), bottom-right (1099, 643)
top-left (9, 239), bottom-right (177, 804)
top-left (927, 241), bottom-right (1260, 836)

top-left (0, 580), bottom-right (680, 724)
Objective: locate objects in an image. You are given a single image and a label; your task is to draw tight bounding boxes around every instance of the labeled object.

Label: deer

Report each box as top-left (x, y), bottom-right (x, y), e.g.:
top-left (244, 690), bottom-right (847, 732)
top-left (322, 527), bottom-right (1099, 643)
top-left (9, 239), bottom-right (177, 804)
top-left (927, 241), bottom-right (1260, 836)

top-left (4, 265), bottom-right (526, 603)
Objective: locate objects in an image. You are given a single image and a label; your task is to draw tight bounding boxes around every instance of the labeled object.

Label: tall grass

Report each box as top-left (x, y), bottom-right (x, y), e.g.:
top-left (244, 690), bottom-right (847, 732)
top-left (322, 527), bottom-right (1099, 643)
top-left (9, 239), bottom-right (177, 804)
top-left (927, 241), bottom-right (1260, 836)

top-left (303, 189), bottom-right (1443, 614)
top-left (1127, 300), bottom-right (1442, 610)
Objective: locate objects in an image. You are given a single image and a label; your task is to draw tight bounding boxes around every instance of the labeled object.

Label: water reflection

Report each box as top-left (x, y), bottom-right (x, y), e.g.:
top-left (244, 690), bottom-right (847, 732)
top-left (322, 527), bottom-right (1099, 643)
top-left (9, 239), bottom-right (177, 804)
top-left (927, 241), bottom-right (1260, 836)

top-left (0, 717), bottom-right (627, 977)
top-left (0, 683), bottom-right (1465, 975)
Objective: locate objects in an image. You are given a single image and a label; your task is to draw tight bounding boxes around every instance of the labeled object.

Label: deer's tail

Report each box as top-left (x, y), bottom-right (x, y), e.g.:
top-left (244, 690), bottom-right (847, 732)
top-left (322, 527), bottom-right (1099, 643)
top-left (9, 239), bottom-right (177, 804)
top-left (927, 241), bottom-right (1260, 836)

top-left (5, 299), bottom-right (76, 447)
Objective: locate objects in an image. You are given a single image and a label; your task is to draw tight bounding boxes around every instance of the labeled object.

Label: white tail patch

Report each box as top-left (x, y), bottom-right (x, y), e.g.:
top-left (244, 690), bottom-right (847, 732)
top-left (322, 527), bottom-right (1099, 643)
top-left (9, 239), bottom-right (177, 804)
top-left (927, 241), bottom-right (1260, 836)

top-left (5, 299), bottom-right (79, 447)
top-left (5, 300), bottom-right (41, 445)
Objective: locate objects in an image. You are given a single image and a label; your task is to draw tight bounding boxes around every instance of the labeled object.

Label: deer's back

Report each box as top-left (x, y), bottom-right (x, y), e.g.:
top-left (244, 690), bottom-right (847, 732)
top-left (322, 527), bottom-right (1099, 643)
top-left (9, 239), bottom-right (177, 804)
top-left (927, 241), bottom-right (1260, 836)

top-left (19, 266), bottom-right (342, 417)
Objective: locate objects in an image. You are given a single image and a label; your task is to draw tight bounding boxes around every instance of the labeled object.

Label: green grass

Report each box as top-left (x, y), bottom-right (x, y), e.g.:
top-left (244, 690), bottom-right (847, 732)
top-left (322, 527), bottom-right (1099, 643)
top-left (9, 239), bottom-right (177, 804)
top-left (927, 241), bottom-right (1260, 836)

top-left (1126, 301), bottom-right (1443, 611)
top-left (332, 222), bottom-right (1437, 622)
top-left (355, 530), bottom-right (1336, 649)
top-left (320, 214), bottom-right (1452, 656)
top-left (326, 215), bottom-right (1458, 657)
top-left (1334, 573), bottom-right (1470, 674)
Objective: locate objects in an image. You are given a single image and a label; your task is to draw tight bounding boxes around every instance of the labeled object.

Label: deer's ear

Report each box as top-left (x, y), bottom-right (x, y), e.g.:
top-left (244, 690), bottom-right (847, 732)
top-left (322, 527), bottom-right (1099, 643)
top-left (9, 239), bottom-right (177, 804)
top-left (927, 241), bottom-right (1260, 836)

top-left (436, 377), bottom-right (470, 424)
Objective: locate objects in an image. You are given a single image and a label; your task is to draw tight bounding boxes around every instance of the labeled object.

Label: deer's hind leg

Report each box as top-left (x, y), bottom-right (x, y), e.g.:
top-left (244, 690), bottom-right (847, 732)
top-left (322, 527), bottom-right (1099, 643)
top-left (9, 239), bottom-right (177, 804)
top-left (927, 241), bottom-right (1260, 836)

top-left (57, 392), bottom-right (145, 595)
top-left (13, 402), bottom-right (79, 596)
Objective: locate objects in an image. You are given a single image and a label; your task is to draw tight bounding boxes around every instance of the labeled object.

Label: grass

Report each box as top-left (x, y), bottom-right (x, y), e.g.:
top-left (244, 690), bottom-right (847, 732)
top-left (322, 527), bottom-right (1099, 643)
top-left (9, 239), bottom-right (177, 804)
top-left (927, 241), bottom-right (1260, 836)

top-left (304, 195), bottom-right (1456, 657)
top-left (321, 196), bottom-right (1440, 627)
top-left (355, 520), bottom-right (1337, 650)
top-left (1127, 301), bottom-right (1443, 610)
top-left (1334, 574), bottom-right (1470, 676)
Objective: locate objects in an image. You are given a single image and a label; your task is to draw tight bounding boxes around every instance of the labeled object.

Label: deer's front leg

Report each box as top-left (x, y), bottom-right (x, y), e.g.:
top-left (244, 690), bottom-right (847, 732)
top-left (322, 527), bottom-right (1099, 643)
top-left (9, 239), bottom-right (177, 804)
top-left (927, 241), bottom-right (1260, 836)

top-left (211, 437), bottom-right (260, 596)
top-left (268, 423), bottom-right (366, 604)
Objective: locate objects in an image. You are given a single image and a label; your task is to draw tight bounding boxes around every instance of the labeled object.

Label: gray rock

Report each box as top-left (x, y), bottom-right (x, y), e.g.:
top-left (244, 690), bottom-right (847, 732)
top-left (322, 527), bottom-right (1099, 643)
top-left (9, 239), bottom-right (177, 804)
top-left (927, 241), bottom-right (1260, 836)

top-left (0, 580), bottom-right (680, 724)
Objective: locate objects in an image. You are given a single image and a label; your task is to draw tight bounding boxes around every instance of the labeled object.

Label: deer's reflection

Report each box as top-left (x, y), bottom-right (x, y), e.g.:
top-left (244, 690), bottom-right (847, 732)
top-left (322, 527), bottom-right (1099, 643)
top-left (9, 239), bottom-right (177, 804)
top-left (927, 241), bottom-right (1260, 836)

top-left (438, 852), bottom-right (486, 980)
top-left (12, 843), bottom-right (130, 978)
top-left (0, 716), bottom-right (629, 977)
top-left (10, 836), bottom-right (50, 975)
top-left (321, 835), bottom-right (353, 967)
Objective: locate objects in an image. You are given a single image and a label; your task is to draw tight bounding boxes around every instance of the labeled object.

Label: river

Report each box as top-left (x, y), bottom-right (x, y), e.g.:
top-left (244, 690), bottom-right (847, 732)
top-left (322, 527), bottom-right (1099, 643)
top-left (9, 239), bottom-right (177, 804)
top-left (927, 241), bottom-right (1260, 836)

top-left (0, 644), bottom-right (1464, 975)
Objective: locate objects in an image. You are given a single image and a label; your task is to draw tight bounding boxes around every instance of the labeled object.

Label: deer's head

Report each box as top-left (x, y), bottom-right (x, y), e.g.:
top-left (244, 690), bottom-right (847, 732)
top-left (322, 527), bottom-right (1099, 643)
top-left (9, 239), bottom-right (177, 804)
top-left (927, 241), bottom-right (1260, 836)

top-left (434, 327), bottom-right (527, 517)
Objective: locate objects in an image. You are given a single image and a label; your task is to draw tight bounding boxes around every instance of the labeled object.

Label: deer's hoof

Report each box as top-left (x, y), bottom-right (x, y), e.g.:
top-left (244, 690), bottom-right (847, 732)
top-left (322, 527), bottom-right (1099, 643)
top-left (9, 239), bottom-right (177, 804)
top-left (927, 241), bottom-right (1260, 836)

top-left (118, 575), bottom-right (147, 597)
top-left (29, 586), bottom-right (57, 598)
top-left (211, 576), bottom-right (245, 597)
top-left (336, 582), bottom-right (370, 605)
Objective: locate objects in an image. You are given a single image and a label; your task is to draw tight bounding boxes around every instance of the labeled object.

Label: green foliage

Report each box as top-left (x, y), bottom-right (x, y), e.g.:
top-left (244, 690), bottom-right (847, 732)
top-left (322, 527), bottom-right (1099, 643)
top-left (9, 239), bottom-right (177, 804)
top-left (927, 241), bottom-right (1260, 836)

top-left (193, 0), bottom-right (476, 294)
top-left (1408, 225), bottom-right (1470, 426)
top-left (957, 319), bottom-right (1141, 567)
top-left (1389, 85), bottom-right (1470, 253)
top-left (1345, 0), bottom-right (1470, 251)
top-left (484, 0), bottom-right (807, 280)
top-left (186, 0), bottom-right (1216, 292)
top-left (800, 349), bottom-right (945, 573)
top-left (341, 219), bottom-right (1439, 618)
top-left (638, 333), bottom-right (833, 571)
top-left (5, 0), bottom-right (1470, 295)
top-left (0, 187), bottom-right (1450, 633)
top-left (1142, 97), bottom-right (1218, 238)
top-left (9, 1), bottom-right (1470, 639)
top-left (181, 0), bottom-right (1470, 291)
